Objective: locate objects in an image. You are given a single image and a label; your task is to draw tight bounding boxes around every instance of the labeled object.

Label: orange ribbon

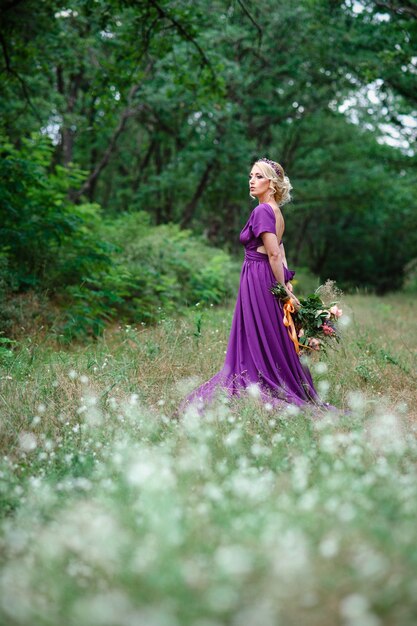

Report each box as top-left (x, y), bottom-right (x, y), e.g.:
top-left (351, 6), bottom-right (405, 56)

top-left (282, 300), bottom-right (315, 354)
top-left (283, 299), bottom-right (300, 354)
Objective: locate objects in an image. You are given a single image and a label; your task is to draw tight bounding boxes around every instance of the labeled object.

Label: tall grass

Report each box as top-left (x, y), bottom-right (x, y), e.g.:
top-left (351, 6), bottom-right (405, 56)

top-left (0, 293), bottom-right (416, 625)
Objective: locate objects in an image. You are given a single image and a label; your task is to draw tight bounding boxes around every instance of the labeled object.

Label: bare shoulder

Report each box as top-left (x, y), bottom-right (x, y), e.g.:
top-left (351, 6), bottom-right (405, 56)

top-left (254, 202), bottom-right (274, 214)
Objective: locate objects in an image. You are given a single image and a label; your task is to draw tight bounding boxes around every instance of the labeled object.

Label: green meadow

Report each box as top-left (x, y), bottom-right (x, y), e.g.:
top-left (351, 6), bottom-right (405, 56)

top-left (1, 292), bottom-right (416, 626)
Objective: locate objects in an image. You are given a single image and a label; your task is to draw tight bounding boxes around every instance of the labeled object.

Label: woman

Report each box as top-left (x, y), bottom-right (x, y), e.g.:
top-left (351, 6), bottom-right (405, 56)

top-left (182, 158), bottom-right (326, 411)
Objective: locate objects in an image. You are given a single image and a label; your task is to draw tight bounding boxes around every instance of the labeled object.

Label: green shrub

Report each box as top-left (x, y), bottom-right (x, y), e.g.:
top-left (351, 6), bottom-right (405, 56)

top-left (0, 134), bottom-right (111, 290)
top-left (0, 134), bottom-right (114, 337)
top-left (0, 136), bottom-right (239, 340)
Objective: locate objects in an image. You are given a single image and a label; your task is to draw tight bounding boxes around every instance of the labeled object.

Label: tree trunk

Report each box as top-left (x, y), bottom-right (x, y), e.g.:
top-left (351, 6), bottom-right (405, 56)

top-left (181, 161), bottom-right (215, 228)
top-left (56, 69), bottom-right (83, 167)
top-left (74, 71), bottom-right (152, 199)
top-left (292, 215), bottom-right (311, 265)
top-left (132, 138), bottom-right (156, 194)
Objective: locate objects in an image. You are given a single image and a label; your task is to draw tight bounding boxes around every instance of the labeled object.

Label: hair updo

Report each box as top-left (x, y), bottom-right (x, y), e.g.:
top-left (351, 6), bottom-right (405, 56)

top-left (251, 158), bottom-right (293, 207)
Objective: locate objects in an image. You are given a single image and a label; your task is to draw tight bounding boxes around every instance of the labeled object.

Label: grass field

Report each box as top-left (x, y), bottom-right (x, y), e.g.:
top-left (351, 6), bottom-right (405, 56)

top-left (0, 293), bottom-right (416, 625)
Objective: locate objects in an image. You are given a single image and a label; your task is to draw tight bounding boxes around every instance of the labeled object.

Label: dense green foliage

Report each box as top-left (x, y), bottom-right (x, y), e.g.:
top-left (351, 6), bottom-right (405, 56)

top-left (0, 135), bottom-right (110, 289)
top-left (65, 212), bottom-right (238, 339)
top-left (1, 0), bottom-right (416, 334)
top-left (0, 135), bottom-right (238, 339)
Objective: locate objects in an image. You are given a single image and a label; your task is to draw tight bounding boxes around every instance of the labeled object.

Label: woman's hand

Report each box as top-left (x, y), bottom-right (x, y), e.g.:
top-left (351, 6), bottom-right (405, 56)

top-left (285, 284), bottom-right (300, 309)
top-left (292, 296), bottom-right (301, 310)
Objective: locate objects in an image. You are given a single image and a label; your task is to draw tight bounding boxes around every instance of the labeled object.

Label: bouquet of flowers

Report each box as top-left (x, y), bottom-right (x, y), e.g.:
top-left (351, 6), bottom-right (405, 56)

top-left (270, 280), bottom-right (343, 355)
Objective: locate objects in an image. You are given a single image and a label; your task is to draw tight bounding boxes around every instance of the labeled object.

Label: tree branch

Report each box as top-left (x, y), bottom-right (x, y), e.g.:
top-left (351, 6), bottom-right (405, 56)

top-left (373, 0), bottom-right (417, 20)
top-left (147, 0), bottom-right (217, 79)
top-left (0, 32), bottom-right (43, 123)
top-left (74, 66), bottom-right (153, 198)
top-left (181, 160), bottom-right (215, 227)
top-left (236, 0), bottom-right (263, 48)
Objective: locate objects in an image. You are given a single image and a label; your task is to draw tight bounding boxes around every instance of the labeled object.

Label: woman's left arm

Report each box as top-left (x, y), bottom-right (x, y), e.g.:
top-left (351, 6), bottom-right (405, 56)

top-left (280, 242), bottom-right (288, 269)
top-left (280, 242), bottom-right (293, 290)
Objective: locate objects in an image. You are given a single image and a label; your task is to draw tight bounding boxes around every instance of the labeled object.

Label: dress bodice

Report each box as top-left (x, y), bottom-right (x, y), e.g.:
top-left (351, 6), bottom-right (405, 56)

top-left (240, 203), bottom-right (281, 250)
top-left (240, 203), bottom-right (295, 282)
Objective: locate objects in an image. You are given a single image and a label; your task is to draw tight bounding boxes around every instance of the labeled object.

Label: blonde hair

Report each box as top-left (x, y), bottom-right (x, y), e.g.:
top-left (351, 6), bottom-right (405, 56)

top-left (250, 159), bottom-right (292, 207)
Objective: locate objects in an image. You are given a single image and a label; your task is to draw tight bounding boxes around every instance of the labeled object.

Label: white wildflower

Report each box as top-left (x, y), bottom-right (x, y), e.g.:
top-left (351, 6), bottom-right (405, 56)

top-left (18, 432), bottom-right (37, 452)
top-left (127, 451), bottom-right (176, 491)
top-left (285, 404), bottom-right (300, 416)
top-left (231, 599), bottom-right (277, 626)
top-left (203, 483), bottom-right (223, 502)
top-left (129, 393), bottom-right (139, 405)
top-left (347, 390), bottom-right (365, 411)
top-left (251, 442), bottom-right (271, 457)
top-left (224, 429), bottom-right (241, 447)
top-left (298, 488), bottom-right (319, 511)
top-left (339, 593), bottom-right (380, 626)
top-left (366, 412), bottom-right (405, 455)
top-left (314, 362), bottom-right (328, 374)
top-left (215, 544), bottom-right (253, 576)
top-left (351, 544), bottom-right (389, 579)
top-left (318, 380), bottom-right (330, 397)
top-left (337, 502), bottom-right (356, 522)
top-left (319, 534), bottom-right (339, 558)
top-left (271, 528), bottom-right (311, 582)
top-left (246, 383), bottom-right (260, 398)
top-left (291, 456), bottom-right (310, 492)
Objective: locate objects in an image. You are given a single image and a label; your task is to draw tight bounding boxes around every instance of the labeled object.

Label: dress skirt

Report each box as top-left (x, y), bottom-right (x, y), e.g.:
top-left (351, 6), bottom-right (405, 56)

top-left (182, 249), bottom-right (322, 409)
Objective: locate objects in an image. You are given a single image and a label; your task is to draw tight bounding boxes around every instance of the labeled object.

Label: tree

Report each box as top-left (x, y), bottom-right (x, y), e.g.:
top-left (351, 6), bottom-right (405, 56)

top-left (1, 0), bottom-right (416, 293)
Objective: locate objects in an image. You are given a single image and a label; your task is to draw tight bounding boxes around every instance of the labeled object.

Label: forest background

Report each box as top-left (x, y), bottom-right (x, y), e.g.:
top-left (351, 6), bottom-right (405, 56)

top-left (1, 0), bottom-right (417, 340)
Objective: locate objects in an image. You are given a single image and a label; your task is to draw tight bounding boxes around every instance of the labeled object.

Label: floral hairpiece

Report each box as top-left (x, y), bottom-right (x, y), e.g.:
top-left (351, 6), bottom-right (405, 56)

top-left (259, 157), bottom-right (281, 177)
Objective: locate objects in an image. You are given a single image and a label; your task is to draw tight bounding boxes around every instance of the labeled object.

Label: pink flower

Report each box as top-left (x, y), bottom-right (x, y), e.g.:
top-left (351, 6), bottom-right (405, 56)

top-left (322, 324), bottom-right (335, 336)
top-left (298, 328), bottom-right (304, 338)
top-left (308, 337), bottom-right (321, 350)
top-left (329, 305), bottom-right (343, 318)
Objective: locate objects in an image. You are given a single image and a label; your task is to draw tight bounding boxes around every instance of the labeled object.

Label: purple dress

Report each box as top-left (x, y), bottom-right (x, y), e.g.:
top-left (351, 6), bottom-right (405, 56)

top-left (183, 202), bottom-right (322, 409)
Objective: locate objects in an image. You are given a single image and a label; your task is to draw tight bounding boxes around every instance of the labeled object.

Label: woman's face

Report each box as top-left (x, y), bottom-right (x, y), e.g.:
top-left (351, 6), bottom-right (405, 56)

top-left (249, 165), bottom-right (270, 199)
